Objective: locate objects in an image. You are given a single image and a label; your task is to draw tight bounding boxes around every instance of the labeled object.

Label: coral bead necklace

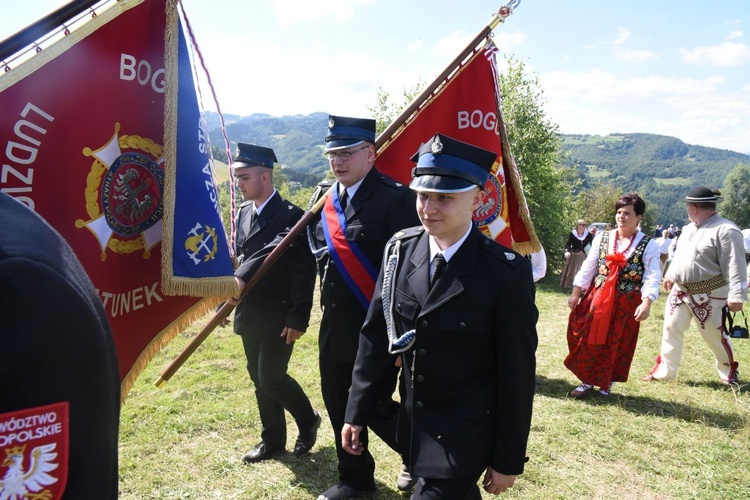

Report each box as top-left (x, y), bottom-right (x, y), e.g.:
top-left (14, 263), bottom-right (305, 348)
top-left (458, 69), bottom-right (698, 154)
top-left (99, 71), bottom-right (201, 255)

top-left (614, 230), bottom-right (637, 255)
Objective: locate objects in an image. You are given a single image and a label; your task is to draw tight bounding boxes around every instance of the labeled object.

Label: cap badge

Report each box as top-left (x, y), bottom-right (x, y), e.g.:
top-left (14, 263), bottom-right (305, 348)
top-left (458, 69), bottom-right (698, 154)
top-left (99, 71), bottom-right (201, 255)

top-left (431, 137), bottom-right (443, 154)
top-left (329, 117), bottom-right (335, 129)
top-left (504, 252), bottom-right (516, 260)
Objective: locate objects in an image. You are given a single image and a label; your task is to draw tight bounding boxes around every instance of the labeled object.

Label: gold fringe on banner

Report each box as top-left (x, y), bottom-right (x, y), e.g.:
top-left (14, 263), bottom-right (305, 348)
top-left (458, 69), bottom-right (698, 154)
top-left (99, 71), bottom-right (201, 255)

top-left (120, 294), bottom-right (222, 401)
top-left (161, 0), bottom-right (237, 298)
top-left (495, 92), bottom-right (540, 256)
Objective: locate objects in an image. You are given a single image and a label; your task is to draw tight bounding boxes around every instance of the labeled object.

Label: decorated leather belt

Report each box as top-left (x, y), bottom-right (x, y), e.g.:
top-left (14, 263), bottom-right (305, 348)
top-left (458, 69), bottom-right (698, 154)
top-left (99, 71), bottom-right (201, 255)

top-left (678, 275), bottom-right (728, 294)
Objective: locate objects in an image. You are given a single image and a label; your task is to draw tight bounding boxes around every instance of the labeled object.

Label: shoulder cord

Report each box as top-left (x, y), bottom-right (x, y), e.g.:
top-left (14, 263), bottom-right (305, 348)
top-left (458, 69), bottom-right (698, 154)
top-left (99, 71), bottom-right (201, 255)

top-left (382, 239), bottom-right (416, 353)
top-left (306, 184), bottom-right (328, 259)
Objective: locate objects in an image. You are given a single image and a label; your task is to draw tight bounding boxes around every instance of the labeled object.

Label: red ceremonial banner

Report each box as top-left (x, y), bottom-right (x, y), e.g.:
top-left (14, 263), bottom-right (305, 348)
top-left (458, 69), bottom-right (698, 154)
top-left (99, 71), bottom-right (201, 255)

top-left (376, 41), bottom-right (539, 253)
top-left (0, 0), bottom-right (222, 398)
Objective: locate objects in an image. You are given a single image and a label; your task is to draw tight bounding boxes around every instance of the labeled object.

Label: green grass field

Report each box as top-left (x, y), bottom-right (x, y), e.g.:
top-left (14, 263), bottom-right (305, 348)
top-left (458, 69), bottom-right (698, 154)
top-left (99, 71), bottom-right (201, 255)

top-left (119, 282), bottom-right (750, 499)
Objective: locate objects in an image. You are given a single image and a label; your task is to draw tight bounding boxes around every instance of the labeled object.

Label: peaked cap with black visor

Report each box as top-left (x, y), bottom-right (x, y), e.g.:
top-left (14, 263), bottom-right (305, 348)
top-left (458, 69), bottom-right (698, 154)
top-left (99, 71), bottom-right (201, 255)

top-left (324, 115), bottom-right (376, 151)
top-left (409, 133), bottom-right (496, 193)
top-left (233, 143), bottom-right (277, 168)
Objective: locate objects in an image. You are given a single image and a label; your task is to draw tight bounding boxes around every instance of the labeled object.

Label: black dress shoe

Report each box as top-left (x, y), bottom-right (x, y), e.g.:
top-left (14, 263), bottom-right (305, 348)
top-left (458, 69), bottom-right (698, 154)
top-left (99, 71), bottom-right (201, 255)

top-left (242, 442), bottom-right (281, 463)
top-left (317, 482), bottom-right (375, 500)
top-left (293, 411), bottom-right (322, 456)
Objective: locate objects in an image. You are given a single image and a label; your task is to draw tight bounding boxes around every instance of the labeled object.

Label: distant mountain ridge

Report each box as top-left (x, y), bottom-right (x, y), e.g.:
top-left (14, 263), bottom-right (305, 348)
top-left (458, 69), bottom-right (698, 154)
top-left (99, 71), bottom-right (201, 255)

top-left (561, 133), bottom-right (750, 224)
top-left (205, 112), bottom-right (750, 224)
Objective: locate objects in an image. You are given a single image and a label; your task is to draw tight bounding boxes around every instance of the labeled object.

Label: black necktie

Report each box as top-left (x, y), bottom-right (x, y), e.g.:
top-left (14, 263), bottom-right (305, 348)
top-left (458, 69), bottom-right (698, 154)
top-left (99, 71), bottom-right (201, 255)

top-left (340, 189), bottom-right (348, 211)
top-left (431, 254), bottom-right (446, 288)
top-left (250, 209), bottom-right (258, 227)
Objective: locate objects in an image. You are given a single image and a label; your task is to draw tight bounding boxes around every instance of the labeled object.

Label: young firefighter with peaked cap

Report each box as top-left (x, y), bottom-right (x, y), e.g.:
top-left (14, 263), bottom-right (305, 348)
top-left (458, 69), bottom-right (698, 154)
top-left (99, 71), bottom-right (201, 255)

top-left (308, 116), bottom-right (421, 499)
top-left (342, 133), bottom-right (538, 499)
top-left (226, 144), bottom-right (320, 463)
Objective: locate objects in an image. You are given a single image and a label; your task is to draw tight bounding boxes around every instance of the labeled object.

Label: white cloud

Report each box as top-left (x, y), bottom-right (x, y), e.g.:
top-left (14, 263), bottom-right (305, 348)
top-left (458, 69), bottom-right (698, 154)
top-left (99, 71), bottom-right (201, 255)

top-left (613, 27), bottom-right (631, 45)
top-left (614, 48), bottom-right (659, 63)
top-left (432, 30), bottom-right (475, 59)
top-left (679, 42), bottom-right (750, 67)
top-left (270, 0), bottom-right (375, 25)
top-left (196, 32), bottom-right (425, 120)
top-left (726, 30), bottom-right (743, 40)
top-left (493, 30), bottom-right (526, 53)
top-left (537, 69), bottom-right (750, 152)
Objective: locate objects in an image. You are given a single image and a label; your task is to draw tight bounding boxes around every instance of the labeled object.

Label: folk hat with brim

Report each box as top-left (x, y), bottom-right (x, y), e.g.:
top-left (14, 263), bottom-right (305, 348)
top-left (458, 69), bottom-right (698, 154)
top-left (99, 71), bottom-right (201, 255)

top-left (683, 186), bottom-right (723, 203)
top-left (409, 133), bottom-right (496, 193)
top-left (234, 143), bottom-right (277, 168)
top-left (324, 115), bottom-right (376, 151)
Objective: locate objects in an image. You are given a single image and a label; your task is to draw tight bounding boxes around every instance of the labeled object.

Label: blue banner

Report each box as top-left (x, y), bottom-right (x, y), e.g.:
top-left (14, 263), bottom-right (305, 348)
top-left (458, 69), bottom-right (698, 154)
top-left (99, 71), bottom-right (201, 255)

top-left (162, 13), bottom-right (235, 297)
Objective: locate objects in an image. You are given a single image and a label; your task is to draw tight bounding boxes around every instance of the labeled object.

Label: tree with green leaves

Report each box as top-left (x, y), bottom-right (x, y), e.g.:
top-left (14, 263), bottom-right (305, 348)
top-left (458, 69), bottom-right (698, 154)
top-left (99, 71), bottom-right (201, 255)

top-left (497, 55), bottom-right (573, 274)
top-left (720, 162), bottom-right (750, 228)
top-left (367, 82), bottom-right (425, 135)
top-left (574, 182), bottom-right (655, 235)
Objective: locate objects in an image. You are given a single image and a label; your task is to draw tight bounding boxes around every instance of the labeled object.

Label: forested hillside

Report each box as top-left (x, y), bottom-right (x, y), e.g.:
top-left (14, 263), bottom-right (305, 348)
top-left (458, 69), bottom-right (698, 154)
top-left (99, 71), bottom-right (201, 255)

top-left (561, 134), bottom-right (750, 224)
top-left (205, 112), bottom-right (749, 226)
top-left (205, 111), bottom-right (330, 186)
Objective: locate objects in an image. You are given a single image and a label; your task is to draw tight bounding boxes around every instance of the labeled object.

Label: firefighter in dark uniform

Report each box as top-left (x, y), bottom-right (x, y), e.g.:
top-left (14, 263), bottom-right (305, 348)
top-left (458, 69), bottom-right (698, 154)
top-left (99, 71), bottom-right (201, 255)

top-left (227, 144), bottom-right (320, 463)
top-left (0, 192), bottom-right (120, 499)
top-left (342, 134), bottom-right (538, 499)
top-left (308, 116), bottom-right (421, 499)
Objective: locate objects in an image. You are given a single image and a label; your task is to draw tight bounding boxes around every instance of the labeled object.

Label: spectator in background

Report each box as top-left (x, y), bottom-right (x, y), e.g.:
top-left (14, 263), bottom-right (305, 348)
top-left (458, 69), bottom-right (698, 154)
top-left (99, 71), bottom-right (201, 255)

top-left (643, 187), bottom-right (747, 385)
top-left (566, 194), bottom-right (661, 398)
top-left (655, 230), bottom-right (673, 274)
top-left (0, 192), bottom-right (120, 499)
top-left (560, 220), bottom-right (593, 289)
top-left (529, 247), bottom-right (547, 283)
top-left (743, 229), bottom-right (750, 285)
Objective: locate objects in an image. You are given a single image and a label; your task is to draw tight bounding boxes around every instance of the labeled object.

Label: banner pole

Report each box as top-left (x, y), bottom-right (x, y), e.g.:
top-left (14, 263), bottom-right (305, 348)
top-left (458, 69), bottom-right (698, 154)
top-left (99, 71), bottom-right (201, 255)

top-left (155, 192), bottom-right (329, 387)
top-left (375, 2), bottom-right (517, 150)
top-left (0, 0), bottom-right (101, 62)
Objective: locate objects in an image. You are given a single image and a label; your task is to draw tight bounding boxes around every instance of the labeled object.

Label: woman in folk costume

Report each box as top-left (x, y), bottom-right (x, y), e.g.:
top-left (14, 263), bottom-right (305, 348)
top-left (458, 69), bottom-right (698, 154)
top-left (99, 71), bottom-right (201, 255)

top-left (559, 219), bottom-right (594, 289)
top-left (565, 194), bottom-right (661, 398)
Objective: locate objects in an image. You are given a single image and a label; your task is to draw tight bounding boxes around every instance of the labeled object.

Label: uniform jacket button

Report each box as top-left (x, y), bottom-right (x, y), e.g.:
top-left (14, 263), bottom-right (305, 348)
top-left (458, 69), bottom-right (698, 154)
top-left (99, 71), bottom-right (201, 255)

top-left (418, 349), bottom-right (426, 356)
top-left (416, 375), bottom-right (424, 382)
top-left (420, 320), bottom-right (428, 328)
top-left (459, 321), bottom-right (466, 328)
top-left (416, 401), bottom-right (423, 408)
top-left (331, 303), bottom-right (337, 309)
top-left (330, 282), bottom-right (335, 287)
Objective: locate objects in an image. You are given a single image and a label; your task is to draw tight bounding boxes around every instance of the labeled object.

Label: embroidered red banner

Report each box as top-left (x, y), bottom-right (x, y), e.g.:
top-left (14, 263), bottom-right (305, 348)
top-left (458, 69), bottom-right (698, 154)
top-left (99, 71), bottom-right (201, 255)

top-left (376, 41), bottom-right (538, 253)
top-left (0, 0), bottom-right (226, 398)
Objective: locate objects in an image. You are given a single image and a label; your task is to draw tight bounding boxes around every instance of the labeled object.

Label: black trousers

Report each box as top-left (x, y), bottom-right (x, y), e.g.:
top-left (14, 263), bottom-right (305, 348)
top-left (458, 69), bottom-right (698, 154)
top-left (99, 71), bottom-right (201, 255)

top-left (241, 335), bottom-right (317, 448)
top-left (411, 477), bottom-right (482, 500)
top-left (319, 339), bottom-right (403, 490)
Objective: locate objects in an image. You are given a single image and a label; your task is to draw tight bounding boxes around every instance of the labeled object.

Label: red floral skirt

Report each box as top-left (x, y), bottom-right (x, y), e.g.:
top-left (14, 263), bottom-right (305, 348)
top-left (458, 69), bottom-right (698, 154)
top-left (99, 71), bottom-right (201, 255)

top-left (564, 284), bottom-right (642, 388)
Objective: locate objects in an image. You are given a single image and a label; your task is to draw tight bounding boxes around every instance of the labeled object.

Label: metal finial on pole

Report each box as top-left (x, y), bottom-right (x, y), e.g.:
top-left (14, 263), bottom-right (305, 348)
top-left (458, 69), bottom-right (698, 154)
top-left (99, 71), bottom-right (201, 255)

top-left (490, 0), bottom-right (521, 30)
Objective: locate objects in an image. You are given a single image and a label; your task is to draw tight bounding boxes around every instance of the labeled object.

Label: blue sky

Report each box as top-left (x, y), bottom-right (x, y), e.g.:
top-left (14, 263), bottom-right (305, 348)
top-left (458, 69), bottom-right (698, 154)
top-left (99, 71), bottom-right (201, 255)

top-left (3, 0), bottom-right (749, 152)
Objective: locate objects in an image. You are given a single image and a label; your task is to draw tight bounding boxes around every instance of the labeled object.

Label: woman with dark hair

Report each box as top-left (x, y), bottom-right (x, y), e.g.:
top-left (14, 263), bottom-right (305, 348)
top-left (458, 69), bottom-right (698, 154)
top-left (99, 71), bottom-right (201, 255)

top-left (560, 219), bottom-right (594, 289)
top-left (565, 194), bottom-right (661, 398)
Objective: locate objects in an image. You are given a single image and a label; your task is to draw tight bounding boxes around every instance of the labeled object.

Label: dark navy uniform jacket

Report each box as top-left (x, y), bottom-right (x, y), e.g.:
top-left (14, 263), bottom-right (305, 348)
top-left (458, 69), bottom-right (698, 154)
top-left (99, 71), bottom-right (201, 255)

top-left (346, 226), bottom-right (538, 479)
top-left (0, 192), bottom-right (119, 499)
top-left (309, 167), bottom-right (420, 362)
top-left (234, 191), bottom-right (315, 339)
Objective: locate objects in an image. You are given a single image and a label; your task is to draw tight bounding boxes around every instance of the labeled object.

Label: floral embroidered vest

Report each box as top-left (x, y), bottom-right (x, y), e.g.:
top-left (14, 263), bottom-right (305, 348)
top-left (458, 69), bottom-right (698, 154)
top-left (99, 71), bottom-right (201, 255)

top-left (593, 231), bottom-right (651, 294)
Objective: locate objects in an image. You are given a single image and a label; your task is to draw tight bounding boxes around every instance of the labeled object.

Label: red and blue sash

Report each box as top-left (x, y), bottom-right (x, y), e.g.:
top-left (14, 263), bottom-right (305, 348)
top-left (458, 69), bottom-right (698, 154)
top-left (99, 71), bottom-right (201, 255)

top-left (322, 187), bottom-right (378, 309)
